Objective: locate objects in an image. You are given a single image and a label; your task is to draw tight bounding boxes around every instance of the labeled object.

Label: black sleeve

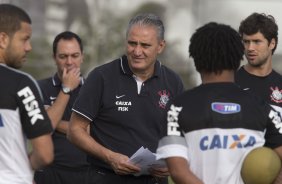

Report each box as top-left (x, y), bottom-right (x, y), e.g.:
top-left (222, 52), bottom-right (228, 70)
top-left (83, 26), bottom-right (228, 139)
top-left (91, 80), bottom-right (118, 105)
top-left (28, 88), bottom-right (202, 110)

top-left (72, 68), bottom-right (103, 121)
top-left (16, 75), bottom-right (53, 139)
top-left (264, 105), bottom-right (282, 148)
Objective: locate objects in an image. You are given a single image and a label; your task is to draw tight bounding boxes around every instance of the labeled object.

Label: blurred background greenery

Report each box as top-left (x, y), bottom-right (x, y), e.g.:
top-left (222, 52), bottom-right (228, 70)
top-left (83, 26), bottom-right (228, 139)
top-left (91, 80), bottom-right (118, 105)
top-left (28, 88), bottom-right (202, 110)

top-left (5, 1), bottom-right (282, 183)
top-left (4, 0), bottom-right (282, 89)
top-left (6, 0), bottom-right (199, 90)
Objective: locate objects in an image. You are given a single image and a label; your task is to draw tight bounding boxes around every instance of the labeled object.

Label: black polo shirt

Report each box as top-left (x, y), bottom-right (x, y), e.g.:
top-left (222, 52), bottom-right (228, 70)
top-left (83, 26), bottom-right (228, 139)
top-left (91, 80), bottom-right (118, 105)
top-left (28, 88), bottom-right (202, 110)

top-left (73, 55), bottom-right (184, 170)
top-left (235, 67), bottom-right (282, 108)
top-left (38, 74), bottom-right (89, 169)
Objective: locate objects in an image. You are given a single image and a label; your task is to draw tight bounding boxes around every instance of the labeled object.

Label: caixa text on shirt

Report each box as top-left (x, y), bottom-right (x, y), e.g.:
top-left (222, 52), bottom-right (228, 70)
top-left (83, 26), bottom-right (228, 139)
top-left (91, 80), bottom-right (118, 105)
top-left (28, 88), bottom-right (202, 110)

top-left (115, 101), bottom-right (132, 111)
top-left (200, 134), bottom-right (256, 150)
top-left (17, 86), bottom-right (44, 125)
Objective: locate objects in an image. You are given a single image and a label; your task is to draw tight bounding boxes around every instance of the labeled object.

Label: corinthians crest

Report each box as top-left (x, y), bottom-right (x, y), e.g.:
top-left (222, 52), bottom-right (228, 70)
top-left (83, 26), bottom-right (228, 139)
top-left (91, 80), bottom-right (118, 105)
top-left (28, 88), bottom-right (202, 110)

top-left (158, 90), bottom-right (170, 109)
top-left (270, 86), bottom-right (282, 103)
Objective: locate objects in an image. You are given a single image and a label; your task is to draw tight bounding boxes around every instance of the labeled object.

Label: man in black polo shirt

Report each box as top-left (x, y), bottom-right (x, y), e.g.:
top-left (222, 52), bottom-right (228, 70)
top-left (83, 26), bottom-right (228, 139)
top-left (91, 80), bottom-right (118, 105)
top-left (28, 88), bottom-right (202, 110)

top-left (235, 13), bottom-right (282, 183)
top-left (34, 31), bottom-right (89, 184)
top-left (68, 13), bottom-right (184, 184)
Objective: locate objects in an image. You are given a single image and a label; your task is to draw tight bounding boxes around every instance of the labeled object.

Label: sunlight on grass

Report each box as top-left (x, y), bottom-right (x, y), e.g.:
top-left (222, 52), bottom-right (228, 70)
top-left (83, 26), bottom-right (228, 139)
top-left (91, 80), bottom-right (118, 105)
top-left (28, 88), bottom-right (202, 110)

top-left (168, 176), bottom-right (175, 184)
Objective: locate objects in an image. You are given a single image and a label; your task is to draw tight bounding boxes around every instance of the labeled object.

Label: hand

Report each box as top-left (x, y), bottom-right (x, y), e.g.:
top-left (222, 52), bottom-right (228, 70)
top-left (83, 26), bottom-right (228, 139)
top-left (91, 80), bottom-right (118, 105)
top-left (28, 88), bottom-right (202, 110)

top-left (149, 167), bottom-right (170, 178)
top-left (108, 152), bottom-right (140, 175)
top-left (62, 68), bottom-right (81, 90)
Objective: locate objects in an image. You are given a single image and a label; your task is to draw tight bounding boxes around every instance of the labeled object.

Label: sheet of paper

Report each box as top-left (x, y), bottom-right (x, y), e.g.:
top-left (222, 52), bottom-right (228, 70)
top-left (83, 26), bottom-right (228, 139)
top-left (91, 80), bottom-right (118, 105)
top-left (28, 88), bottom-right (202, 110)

top-left (129, 146), bottom-right (166, 176)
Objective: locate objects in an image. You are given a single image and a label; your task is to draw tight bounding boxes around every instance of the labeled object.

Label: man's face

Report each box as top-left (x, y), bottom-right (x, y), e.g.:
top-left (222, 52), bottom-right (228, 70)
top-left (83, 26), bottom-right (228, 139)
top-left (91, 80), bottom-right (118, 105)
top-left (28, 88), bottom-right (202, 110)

top-left (242, 32), bottom-right (275, 67)
top-left (54, 38), bottom-right (83, 77)
top-left (126, 25), bottom-right (165, 76)
top-left (5, 22), bottom-right (32, 69)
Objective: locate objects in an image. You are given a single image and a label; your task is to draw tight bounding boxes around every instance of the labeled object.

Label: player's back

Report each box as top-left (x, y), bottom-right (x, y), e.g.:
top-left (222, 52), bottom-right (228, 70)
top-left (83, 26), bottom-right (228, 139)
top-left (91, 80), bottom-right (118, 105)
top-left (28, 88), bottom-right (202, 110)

top-left (171, 82), bottom-right (278, 184)
top-left (0, 64), bottom-right (43, 183)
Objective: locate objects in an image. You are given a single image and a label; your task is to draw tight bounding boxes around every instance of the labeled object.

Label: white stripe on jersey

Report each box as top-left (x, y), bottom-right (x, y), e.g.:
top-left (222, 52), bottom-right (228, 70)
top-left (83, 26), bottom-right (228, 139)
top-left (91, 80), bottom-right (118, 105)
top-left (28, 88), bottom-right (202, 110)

top-left (156, 143), bottom-right (188, 161)
top-left (72, 108), bottom-right (93, 122)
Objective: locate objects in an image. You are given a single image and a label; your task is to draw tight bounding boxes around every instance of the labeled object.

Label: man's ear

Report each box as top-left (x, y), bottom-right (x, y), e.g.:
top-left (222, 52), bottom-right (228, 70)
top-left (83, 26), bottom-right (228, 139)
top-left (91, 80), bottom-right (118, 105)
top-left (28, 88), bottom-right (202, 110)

top-left (0, 32), bottom-right (9, 49)
top-left (269, 38), bottom-right (276, 50)
top-left (157, 40), bottom-right (166, 54)
top-left (81, 53), bottom-right (84, 64)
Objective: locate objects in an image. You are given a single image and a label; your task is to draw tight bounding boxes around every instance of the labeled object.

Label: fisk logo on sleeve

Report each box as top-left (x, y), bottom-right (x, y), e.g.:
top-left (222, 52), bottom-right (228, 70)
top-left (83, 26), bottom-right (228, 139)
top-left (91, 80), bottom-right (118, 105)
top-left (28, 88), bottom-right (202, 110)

top-left (17, 86), bottom-right (44, 125)
top-left (167, 104), bottom-right (182, 136)
top-left (269, 109), bottom-right (282, 133)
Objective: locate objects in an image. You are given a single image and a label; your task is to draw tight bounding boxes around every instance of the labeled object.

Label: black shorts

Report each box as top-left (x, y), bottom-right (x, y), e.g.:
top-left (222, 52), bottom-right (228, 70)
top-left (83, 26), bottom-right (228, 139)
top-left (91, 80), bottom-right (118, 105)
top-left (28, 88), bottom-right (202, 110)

top-left (34, 165), bottom-right (89, 184)
top-left (87, 166), bottom-right (168, 184)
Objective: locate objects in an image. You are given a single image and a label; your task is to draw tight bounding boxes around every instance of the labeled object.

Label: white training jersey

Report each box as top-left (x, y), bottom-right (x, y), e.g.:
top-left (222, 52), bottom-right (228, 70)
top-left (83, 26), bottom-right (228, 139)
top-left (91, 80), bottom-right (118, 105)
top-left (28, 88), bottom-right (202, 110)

top-left (157, 83), bottom-right (282, 184)
top-left (0, 64), bottom-right (52, 184)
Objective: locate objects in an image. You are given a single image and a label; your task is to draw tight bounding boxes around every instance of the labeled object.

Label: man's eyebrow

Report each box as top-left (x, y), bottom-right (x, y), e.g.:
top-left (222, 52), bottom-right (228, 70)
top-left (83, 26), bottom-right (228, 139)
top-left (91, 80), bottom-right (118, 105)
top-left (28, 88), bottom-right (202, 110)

top-left (127, 40), bottom-right (151, 46)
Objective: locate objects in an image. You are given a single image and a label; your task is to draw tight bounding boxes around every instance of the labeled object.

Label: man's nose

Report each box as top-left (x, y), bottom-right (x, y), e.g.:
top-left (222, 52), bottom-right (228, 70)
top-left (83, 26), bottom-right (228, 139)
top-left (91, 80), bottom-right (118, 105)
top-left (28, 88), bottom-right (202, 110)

top-left (133, 45), bottom-right (142, 55)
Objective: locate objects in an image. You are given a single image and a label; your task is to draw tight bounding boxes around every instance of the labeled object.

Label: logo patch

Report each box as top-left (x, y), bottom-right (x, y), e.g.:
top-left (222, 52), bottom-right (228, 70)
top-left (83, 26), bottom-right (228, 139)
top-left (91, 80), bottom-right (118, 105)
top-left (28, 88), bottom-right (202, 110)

top-left (116, 95), bottom-right (125, 99)
top-left (17, 86), bottom-right (44, 125)
top-left (167, 104), bottom-right (183, 136)
top-left (50, 96), bottom-right (56, 100)
top-left (270, 86), bottom-right (282, 103)
top-left (211, 102), bottom-right (241, 114)
top-left (200, 134), bottom-right (256, 151)
top-left (115, 100), bottom-right (132, 112)
top-left (158, 90), bottom-right (170, 109)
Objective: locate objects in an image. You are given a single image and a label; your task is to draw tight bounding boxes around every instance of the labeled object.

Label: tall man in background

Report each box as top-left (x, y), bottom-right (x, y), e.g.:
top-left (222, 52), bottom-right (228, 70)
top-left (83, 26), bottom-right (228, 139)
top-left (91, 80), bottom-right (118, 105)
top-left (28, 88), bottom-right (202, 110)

top-left (34, 31), bottom-right (89, 184)
top-left (68, 13), bottom-right (184, 184)
top-left (0, 4), bottom-right (54, 184)
top-left (157, 22), bottom-right (282, 184)
top-left (235, 12), bottom-right (282, 183)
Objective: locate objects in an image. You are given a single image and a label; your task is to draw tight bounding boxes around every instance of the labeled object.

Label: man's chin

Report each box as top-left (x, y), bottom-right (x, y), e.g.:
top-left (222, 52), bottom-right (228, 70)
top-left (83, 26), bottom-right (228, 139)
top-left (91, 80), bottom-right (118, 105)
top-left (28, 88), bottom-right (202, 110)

top-left (8, 63), bottom-right (22, 69)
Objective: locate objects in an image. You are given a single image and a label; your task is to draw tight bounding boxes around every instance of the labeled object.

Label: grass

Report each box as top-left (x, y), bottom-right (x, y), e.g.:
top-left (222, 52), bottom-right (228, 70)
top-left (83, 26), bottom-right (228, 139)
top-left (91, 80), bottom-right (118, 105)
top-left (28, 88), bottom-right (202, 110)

top-left (168, 176), bottom-right (175, 184)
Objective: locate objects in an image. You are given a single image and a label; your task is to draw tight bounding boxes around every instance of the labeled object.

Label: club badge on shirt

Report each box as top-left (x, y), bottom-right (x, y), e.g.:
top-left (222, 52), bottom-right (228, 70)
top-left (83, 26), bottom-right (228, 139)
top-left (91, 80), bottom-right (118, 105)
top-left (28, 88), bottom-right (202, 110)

top-left (270, 86), bottom-right (282, 103)
top-left (158, 90), bottom-right (170, 109)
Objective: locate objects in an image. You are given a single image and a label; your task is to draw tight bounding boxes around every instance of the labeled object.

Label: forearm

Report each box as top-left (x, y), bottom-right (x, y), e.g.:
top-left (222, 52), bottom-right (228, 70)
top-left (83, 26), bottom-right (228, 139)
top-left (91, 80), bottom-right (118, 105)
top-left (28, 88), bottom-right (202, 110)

top-left (55, 120), bottom-right (69, 134)
top-left (46, 91), bottom-right (70, 128)
top-left (67, 113), bottom-right (114, 164)
top-left (273, 169), bottom-right (282, 184)
top-left (273, 146), bottom-right (282, 184)
top-left (29, 151), bottom-right (48, 170)
top-left (29, 134), bottom-right (54, 170)
top-left (167, 157), bottom-right (203, 184)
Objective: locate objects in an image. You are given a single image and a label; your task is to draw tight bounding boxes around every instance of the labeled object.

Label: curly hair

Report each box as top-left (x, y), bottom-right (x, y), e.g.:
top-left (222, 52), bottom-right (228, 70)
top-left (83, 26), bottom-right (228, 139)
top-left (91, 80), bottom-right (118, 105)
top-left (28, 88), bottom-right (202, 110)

top-left (189, 22), bottom-right (244, 74)
top-left (239, 13), bottom-right (278, 54)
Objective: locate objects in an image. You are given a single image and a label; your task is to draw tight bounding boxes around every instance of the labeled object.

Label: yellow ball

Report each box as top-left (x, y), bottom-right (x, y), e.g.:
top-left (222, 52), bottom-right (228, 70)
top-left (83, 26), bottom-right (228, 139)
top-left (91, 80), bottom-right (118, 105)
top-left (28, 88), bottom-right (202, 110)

top-left (241, 147), bottom-right (281, 184)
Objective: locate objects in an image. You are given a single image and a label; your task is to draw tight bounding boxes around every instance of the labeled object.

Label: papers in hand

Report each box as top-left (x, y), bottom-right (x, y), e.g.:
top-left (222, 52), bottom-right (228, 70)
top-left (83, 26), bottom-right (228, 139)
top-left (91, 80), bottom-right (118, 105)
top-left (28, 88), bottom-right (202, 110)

top-left (128, 146), bottom-right (166, 176)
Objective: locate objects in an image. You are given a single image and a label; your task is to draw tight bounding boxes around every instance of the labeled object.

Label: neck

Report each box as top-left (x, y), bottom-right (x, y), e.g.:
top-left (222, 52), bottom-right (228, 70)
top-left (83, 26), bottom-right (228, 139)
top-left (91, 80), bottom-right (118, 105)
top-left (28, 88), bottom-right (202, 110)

top-left (133, 72), bottom-right (152, 82)
top-left (244, 63), bottom-right (272, 77)
top-left (0, 54), bottom-right (5, 64)
top-left (201, 70), bottom-right (234, 84)
top-left (130, 66), bottom-right (154, 82)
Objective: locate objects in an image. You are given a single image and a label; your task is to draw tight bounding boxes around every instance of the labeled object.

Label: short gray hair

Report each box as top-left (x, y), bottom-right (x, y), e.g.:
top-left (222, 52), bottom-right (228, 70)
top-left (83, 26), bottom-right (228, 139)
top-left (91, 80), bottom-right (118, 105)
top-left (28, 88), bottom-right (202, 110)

top-left (126, 13), bottom-right (165, 41)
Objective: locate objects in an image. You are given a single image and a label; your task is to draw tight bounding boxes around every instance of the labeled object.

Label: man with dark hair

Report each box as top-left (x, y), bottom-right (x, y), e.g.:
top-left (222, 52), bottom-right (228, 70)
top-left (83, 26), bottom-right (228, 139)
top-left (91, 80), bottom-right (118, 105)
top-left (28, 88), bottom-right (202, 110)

top-left (156, 22), bottom-right (282, 184)
top-left (68, 13), bottom-right (184, 184)
top-left (34, 31), bottom-right (89, 184)
top-left (236, 13), bottom-right (282, 183)
top-left (0, 3), bottom-right (54, 184)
